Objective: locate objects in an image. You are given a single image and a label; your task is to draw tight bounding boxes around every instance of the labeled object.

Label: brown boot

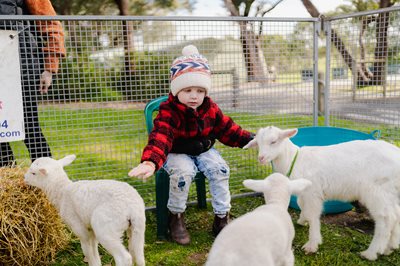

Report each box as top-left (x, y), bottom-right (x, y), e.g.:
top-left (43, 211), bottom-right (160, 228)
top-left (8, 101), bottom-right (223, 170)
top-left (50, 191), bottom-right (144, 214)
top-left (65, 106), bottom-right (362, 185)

top-left (168, 212), bottom-right (191, 245)
top-left (212, 213), bottom-right (229, 236)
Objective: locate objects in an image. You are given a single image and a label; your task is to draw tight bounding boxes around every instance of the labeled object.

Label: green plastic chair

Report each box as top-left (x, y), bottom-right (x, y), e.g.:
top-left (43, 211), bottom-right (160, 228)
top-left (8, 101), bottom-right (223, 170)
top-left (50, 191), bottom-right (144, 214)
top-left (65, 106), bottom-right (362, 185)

top-left (144, 95), bottom-right (207, 240)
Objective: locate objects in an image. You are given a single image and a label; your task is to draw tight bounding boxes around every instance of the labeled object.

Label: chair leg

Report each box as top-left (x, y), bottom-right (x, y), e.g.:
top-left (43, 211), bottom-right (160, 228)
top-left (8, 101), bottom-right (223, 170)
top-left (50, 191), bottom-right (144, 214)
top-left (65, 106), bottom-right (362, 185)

top-left (155, 169), bottom-right (170, 240)
top-left (195, 173), bottom-right (207, 209)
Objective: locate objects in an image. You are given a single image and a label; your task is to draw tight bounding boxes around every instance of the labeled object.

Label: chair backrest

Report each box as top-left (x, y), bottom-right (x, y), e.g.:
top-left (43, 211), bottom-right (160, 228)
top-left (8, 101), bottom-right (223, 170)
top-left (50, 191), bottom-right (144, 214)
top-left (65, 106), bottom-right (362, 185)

top-left (144, 95), bottom-right (169, 134)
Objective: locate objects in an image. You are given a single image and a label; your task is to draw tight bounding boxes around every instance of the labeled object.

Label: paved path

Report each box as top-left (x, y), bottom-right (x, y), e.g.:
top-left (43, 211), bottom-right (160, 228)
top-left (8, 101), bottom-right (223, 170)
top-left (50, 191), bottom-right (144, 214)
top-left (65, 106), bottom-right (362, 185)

top-left (211, 80), bottom-right (400, 125)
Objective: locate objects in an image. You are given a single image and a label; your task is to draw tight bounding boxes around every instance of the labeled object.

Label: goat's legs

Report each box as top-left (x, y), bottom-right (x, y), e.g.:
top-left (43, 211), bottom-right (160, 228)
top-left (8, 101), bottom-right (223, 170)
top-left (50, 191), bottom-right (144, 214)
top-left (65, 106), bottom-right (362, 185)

top-left (297, 195), bottom-right (323, 254)
top-left (384, 205), bottom-right (400, 255)
top-left (361, 201), bottom-right (397, 260)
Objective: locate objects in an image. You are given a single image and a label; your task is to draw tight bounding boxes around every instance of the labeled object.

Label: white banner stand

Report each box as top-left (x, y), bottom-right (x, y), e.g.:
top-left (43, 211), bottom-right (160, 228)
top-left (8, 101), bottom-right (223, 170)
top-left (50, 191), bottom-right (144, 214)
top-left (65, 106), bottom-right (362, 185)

top-left (0, 30), bottom-right (25, 143)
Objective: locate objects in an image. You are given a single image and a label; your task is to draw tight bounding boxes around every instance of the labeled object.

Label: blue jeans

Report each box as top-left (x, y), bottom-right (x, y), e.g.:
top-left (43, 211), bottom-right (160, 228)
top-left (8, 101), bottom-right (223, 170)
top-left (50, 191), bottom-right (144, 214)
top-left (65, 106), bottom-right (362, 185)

top-left (163, 148), bottom-right (230, 215)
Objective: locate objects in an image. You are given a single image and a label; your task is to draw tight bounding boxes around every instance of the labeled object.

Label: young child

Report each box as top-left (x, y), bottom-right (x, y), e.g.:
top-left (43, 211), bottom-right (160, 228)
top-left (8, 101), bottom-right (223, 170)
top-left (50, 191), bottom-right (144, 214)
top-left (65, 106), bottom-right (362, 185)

top-left (129, 45), bottom-right (254, 245)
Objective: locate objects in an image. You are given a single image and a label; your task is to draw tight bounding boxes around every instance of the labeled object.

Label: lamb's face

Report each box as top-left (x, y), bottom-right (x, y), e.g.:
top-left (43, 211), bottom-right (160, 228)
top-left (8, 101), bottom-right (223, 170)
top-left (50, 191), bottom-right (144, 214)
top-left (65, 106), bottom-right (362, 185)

top-left (24, 157), bottom-right (60, 189)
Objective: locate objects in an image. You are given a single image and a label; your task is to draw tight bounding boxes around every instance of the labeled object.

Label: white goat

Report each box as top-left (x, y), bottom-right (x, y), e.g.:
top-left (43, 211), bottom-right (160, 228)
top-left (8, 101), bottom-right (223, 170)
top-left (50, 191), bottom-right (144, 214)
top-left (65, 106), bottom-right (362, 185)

top-left (206, 173), bottom-right (312, 266)
top-left (244, 126), bottom-right (400, 261)
top-left (24, 155), bottom-right (146, 266)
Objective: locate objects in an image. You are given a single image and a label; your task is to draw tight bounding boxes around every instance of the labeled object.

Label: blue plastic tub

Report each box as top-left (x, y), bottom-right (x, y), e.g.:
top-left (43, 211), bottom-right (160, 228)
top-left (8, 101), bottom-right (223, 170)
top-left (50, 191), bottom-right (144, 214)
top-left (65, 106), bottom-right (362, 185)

top-left (289, 126), bottom-right (380, 214)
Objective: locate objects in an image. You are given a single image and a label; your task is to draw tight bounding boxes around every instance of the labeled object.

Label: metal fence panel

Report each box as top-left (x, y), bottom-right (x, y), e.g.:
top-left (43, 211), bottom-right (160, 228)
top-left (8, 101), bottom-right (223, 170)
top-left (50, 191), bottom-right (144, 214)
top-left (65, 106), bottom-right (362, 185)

top-left (8, 12), bottom-right (399, 208)
top-left (325, 7), bottom-right (400, 143)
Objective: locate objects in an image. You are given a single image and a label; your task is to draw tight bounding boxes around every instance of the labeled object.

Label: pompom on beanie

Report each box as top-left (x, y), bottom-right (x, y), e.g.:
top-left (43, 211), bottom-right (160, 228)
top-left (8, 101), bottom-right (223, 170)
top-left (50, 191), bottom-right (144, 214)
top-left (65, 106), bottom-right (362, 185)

top-left (170, 45), bottom-right (211, 96)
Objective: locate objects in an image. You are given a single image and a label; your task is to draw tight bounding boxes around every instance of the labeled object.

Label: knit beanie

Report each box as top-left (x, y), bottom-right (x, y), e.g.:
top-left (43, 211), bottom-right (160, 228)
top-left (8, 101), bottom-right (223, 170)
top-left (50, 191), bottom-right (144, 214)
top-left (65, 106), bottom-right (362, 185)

top-left (170, 45), bottom-right (211, 96)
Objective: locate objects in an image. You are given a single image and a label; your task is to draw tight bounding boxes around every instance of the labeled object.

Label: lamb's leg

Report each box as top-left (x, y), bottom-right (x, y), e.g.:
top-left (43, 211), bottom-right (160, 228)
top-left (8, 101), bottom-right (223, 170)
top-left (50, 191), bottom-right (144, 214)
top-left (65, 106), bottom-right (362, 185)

top-left (91, 210), bottom-right (132, 266)
top-left (128, 216), bottom-right (146, 266)
top-left (297, 194), bottom-right (323, 254)
top-left (88, 234), bottom-right (101, 263)
top-left (69, 222), bottom-right (101, 266)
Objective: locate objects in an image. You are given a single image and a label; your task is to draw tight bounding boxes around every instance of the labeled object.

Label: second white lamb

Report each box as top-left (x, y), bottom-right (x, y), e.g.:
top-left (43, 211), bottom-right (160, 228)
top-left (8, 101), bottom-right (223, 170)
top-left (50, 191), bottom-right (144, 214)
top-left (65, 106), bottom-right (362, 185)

top-left (206, 173), bottom-right (311, 266)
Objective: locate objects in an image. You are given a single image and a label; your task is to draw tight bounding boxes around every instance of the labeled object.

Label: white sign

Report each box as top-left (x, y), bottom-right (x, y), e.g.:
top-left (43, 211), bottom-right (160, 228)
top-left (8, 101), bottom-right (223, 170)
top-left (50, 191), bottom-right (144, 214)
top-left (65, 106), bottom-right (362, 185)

top-left (0, 30), bottom-right (25, 142)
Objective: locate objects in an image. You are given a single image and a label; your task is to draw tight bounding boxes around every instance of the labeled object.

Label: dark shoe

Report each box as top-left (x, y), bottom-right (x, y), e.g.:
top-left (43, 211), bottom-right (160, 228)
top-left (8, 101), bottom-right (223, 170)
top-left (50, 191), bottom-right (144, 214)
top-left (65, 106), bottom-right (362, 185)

top-left (169, 212), bottom-right (191, 245)
top-left (212, 213), bottom-right (229, 236)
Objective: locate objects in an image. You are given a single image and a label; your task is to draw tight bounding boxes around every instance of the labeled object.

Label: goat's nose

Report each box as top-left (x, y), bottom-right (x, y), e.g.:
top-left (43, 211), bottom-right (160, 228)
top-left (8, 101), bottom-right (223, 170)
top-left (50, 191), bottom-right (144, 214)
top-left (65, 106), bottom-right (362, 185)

top-left (258, 155), bottom-right (265, 163)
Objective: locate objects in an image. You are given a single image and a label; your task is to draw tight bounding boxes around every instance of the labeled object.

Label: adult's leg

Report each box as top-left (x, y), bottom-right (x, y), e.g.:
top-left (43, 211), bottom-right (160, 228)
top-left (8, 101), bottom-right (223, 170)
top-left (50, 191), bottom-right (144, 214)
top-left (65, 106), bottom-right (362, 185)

top-left (20, 41), bottom-right (51, 162)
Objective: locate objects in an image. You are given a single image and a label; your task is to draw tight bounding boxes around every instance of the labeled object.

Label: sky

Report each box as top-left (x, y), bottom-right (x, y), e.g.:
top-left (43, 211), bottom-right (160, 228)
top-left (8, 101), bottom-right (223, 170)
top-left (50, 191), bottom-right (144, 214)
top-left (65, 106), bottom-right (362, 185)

top-left (176, 0), bottom-right (348, 17)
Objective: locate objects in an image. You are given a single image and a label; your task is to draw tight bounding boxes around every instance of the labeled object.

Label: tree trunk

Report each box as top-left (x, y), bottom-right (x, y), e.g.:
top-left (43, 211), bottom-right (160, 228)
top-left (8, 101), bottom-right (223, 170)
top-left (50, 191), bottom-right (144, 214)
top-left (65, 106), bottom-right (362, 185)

top-left (115, 0), bottom-right (136, 99)
top-left (301, 0), bottom-right (389, 86)
top-left (359, 17), bottom-right (374, 80)
top-left (370, 0), bottom-right (393, 84)
top-left (239, 22), bottom-right (269, 82)
top-left (224, 0), bottom-right (268, 82)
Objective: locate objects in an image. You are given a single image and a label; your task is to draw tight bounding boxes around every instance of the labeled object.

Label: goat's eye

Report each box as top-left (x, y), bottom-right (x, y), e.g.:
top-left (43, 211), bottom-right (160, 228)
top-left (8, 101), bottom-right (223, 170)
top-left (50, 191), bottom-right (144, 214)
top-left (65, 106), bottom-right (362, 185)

top-left (271, 140), bottom-right (277, 145)
top-left (32, 172), bottom-right (36, 175)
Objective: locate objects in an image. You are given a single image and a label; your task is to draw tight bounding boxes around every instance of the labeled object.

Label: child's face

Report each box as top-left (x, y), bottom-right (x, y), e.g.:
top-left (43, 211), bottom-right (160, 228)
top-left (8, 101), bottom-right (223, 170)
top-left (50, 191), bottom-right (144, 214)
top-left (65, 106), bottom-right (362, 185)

top-left (177, 86), bottom-right (206, 109)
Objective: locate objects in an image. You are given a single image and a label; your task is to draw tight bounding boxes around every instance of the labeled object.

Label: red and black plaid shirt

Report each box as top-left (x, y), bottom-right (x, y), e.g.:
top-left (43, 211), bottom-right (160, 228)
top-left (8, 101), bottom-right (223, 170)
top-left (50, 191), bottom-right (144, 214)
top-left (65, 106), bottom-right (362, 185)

top-left (141, 93), bottom-right (254, 170)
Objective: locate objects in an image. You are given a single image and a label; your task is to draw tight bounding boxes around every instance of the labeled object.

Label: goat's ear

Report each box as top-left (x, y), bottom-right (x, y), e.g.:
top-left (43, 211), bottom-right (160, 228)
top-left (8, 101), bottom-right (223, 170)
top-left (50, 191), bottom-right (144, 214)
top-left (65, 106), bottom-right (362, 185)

top-left (39, 168), bottom-right (47, 176)
top-left (243, 138), bottom-right (258, 149)
top-left (280, 128), bottom-right (298, 139)
top-left (289, 179), bottom-right (312, 195)
top-left (243, 179), bottom-right (266, 192)
top-left (58, 154), bottom-right (76, 167)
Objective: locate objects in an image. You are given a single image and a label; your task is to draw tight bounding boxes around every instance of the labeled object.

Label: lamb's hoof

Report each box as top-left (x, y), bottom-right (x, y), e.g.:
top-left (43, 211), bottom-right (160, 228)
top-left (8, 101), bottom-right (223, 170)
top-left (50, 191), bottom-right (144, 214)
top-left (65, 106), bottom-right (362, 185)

top-left (360, 250), bottom-right (378, 261)
top-left (302, 241), bottom-right (318, 254)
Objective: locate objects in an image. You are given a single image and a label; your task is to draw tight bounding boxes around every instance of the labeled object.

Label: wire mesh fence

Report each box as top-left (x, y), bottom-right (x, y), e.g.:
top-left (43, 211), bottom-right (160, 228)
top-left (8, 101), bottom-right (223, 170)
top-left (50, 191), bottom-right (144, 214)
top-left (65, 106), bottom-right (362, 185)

top-left (325, 7), bottom-right (400, 142)
top-left (1, 7), bottom-right (400, 207)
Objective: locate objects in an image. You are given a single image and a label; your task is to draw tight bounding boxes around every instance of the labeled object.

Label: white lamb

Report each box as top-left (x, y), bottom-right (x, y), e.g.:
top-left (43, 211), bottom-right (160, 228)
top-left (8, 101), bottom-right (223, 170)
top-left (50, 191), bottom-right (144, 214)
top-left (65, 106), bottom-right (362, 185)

top-left (243, 126), bottom-right (400, 261)
top-left (206, 173), bottom-right (312, 266)
top-left (24, 155), bottom-right (146, 266)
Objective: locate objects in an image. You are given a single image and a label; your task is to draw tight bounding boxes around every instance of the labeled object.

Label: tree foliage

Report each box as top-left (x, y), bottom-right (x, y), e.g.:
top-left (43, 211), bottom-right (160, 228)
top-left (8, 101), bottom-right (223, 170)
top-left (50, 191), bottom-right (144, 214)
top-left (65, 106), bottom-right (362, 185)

top-left (51, 0), bottom-right (195, 15)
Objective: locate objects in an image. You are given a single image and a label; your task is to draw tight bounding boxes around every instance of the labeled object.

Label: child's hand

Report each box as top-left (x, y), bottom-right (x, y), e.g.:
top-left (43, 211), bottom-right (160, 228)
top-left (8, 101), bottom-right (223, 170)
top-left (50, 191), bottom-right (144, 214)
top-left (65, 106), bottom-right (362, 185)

top-left (128, 161), bottom-right (156, 180)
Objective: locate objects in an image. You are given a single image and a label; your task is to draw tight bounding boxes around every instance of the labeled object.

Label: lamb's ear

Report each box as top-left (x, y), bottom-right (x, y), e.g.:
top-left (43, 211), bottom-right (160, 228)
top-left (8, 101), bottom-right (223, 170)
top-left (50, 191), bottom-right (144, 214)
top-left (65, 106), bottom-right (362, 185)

top-left (58, 154), bottom-right (77, 167)
top-left (243, 138), bottom-right (258, 149)
top-left (243, 179), bottom-right (267, 192)
top-left (289, 179), bottom-right (312, 195)
top-left (280, 128), bottom-right (298, 140)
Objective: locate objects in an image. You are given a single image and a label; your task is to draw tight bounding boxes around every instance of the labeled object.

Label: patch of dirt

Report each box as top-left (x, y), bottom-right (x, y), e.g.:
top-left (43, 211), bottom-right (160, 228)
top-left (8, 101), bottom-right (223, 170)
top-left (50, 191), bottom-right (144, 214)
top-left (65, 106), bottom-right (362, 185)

top-left (321, 203), bottom-right (374, 235)
top-left (187, 252), bottom-right (208, 265)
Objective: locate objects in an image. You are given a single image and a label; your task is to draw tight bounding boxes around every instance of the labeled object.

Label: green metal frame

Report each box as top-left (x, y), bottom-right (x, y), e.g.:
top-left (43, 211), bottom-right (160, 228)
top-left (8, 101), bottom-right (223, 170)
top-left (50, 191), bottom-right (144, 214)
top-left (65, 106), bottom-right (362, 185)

top-left (144, 95), bottom-right (207, 240)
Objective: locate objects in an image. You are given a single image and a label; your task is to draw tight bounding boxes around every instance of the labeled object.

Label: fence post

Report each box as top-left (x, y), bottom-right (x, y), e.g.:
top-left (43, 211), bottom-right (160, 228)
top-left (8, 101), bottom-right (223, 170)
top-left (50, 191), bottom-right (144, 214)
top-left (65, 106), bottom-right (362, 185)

top-left (318, 72), bottom-right (325, 116)
top-left (232, 68), bottom-right (239, 108)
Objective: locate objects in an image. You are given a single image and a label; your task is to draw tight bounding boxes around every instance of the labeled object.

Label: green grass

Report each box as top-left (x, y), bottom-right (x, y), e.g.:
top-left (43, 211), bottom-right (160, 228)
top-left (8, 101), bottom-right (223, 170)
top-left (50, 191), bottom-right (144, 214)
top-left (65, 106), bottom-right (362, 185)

top-left (51, 195), bottom-right (400, 265)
